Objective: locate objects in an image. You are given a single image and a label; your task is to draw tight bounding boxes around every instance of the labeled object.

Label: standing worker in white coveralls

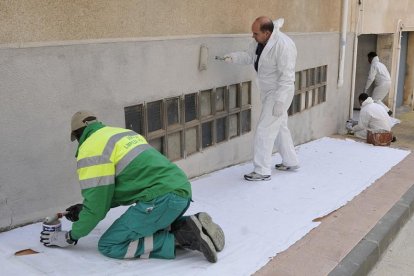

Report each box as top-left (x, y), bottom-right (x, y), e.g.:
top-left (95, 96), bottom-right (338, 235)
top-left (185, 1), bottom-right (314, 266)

top-left (220, 16), bottom-right (299, 181)
top-left (364, 52), bottom-right (393, 115)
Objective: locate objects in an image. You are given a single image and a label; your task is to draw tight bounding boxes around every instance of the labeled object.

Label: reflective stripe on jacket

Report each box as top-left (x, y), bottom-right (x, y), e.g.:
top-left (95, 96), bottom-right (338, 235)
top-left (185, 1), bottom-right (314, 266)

top-left (71, 123), bottom-right (191, 240)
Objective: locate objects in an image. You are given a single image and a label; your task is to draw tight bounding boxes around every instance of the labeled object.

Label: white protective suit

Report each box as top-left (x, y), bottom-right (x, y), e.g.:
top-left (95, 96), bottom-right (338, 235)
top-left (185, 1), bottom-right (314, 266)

top-left (227, 19), bottom-right (298, 175)
top-left (365, 56), bottom-right (392, 112)
top-left (352, 97), bottom-right (391, 139)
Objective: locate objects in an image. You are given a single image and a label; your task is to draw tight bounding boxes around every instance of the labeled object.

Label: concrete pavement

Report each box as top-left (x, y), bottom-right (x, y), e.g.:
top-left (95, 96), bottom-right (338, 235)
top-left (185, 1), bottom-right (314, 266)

top-left (254, 110), bottom-right (414, 276)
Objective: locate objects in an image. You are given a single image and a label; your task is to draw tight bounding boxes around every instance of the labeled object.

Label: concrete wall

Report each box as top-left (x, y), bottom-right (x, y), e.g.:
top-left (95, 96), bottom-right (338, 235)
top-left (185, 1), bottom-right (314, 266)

top-left (358, 0), bottom-right (414, 34)
top-left (0, 31), bottom-right (353, 230)
top-left (0, 0), bottom-right (342, 44)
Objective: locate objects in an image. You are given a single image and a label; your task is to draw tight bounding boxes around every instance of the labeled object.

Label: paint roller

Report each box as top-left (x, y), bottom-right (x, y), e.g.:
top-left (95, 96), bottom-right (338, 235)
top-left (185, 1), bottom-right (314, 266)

top-left (44, 211), bottom-right (69, 223)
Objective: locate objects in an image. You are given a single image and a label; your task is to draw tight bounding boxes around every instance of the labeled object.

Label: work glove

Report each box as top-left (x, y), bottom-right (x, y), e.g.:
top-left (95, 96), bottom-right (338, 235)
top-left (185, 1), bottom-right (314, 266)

top-left (65, 203), bottom-right (83, 222)
top-left (40, 230), bottom-right (77, 247)
top-left (272, 101), bottom-right (285, 117)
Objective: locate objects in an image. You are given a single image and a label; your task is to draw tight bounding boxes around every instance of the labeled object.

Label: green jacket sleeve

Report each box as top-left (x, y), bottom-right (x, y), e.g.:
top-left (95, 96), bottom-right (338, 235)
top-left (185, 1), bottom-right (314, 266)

top-left (70, 183), bottom-right (114, 240)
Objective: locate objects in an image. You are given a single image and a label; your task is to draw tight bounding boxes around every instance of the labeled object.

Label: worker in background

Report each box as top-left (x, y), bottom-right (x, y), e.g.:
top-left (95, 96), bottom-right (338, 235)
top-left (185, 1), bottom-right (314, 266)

top-left (364, 52), bottom-right (392, 115)
top-left (347, 93), bottom-right (392, 139)
top-left (40, 111), bottom-right (224, 263)
top-left (220, 16), bottom-right (299, 181)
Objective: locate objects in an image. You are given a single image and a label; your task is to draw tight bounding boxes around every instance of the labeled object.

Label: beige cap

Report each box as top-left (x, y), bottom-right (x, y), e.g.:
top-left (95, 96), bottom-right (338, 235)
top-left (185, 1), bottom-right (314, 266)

top-left (70, 110), bottom-right (97, 141)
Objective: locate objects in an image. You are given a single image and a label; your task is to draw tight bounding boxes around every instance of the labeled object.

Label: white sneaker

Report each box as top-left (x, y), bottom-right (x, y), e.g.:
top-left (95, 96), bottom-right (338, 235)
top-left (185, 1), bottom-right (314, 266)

top-left (275, 164), bottom-right (299, 171)
top-left (244, 172), bottom-right (271, 181)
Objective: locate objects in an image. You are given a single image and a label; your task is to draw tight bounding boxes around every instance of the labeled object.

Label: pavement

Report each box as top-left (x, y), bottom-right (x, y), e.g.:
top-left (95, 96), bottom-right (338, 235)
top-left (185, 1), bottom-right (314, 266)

top-left (254, 109), bottom-right (414, 276)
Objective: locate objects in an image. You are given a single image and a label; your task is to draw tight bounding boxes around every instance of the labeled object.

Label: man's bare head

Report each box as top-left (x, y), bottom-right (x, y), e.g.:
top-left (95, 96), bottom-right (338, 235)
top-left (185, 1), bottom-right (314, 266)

top-left (251, 16), bottom-right (274, 44)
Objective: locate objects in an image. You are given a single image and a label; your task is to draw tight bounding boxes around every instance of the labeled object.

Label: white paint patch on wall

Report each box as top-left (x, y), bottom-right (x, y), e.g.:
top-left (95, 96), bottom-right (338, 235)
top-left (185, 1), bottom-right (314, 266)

top-left (0, 32), bottom-right (353, 230)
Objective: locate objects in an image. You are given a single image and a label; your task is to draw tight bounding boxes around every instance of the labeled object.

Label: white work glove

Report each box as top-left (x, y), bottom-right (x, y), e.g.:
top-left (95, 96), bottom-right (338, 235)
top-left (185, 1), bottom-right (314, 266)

top-left (272, 101), bottom-right (285, 117)
top-left (40, 230), bottom-right (77, 247)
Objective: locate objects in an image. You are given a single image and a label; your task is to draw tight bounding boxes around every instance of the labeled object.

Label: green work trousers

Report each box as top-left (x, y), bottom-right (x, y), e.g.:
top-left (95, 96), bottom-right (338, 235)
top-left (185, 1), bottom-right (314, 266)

top-left (98, 192), bottom-right (190, 259)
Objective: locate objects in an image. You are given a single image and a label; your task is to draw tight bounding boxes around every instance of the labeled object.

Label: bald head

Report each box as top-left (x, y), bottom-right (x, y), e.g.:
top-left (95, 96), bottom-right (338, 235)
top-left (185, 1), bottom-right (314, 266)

top-left (254, 16), bottom-right (274, 33)
top-left (251, 16), bottom-right (274, 44)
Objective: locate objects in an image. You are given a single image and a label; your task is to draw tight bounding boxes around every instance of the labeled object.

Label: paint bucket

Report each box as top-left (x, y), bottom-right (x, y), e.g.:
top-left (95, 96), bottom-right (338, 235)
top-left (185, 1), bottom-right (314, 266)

top-left (42, 219), bottom-right (62, 232)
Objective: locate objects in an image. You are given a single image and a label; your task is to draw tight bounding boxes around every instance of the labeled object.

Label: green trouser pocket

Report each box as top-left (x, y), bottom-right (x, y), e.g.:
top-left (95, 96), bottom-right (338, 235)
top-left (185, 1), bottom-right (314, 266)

top-left (98, 193), bottom-right (190, 259)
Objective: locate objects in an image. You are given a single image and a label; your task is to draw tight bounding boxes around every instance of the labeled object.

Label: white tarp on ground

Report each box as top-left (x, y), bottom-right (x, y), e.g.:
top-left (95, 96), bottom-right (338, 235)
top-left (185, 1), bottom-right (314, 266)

top-left (0, 137), bottom-right (410, 276)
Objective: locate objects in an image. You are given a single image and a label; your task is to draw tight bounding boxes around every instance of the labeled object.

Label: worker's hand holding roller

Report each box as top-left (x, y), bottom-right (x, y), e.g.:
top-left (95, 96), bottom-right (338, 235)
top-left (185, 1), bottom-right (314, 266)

top-left (65, 203), bottom-right (83, 222)
top-left (40, 203), bottom-right (82, 248)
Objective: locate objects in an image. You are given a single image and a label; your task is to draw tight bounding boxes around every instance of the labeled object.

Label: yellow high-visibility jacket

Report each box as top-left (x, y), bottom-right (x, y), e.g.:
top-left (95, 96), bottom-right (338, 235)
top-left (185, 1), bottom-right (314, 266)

top-left (71, 122), bottom-right (191, 240)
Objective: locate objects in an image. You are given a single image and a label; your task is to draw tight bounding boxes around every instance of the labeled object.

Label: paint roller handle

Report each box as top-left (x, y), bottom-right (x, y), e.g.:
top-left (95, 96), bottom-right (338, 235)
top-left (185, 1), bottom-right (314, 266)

top-left (44, 211), bottom-right (69, 223)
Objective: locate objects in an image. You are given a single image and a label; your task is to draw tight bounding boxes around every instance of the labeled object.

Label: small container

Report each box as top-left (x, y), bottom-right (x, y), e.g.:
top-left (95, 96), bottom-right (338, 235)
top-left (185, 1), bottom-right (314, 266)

top-left (42, 219), bottom-right (62, 232)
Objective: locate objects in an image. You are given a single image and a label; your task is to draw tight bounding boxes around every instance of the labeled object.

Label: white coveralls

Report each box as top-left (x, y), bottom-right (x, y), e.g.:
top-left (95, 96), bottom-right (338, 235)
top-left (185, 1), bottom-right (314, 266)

top-left (352, 97), bottom-right (391, 139)
top-left (227, 19), bottom-right (298, 175)
top-left (365, 56), bottom-right (392, 112)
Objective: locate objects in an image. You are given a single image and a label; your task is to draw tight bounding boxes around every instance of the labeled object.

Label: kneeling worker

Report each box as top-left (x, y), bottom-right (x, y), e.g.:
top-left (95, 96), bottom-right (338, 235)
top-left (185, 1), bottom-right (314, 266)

top-left (40, 111), bottom-right (224, 263)
top-left (348, 93), bottom-right (391, 139)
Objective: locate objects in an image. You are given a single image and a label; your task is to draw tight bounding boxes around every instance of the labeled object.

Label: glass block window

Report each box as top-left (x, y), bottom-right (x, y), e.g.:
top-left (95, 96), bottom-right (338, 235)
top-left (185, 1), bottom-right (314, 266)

top-left (241, 110), bottom-right (251, 134)
top-left (215, 87), bottom-right (225, 112)
top-left (216, 117), bottom-right (226, 143)
top-left (147, 100), bottom-right (163, 133)
top-left (288, 65), bottom-right (328, 115)
top-left (167, 131), bottom-right (182, 161)
top-left (124, 81), bottom-right (252, 161)
top-left (229, 114), bottom-right (239, 139)
top-left (166, 97), bottom-right (180, 126)
top-left (185, 93), bottom-right (197, 122)
top-left (149, 136), bottom-right (164, 154)
top-left (200, 89), bottom-right (212, 117)
top-left (124, 104), bottom-right (144, 134)
top-left (185, 127), bottom-right (198, 155)
top-left (295, 72), bottom-right (301, 91)
top-left (307, 68), bottom-right (315, 86)
top-left (228, 84), bottom-right (239, 109)
top-left (241, 82), bottom-right (251, 106)
top-left (201, 121), bottom-right (213, 148)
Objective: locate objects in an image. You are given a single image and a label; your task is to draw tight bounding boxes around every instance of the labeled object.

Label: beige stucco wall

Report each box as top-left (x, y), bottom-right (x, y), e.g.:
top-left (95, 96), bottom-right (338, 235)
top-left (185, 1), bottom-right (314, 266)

top-left (358, 0), bottom-right (414, 34)
top-left (0, 0), bottom-right (342, 44)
